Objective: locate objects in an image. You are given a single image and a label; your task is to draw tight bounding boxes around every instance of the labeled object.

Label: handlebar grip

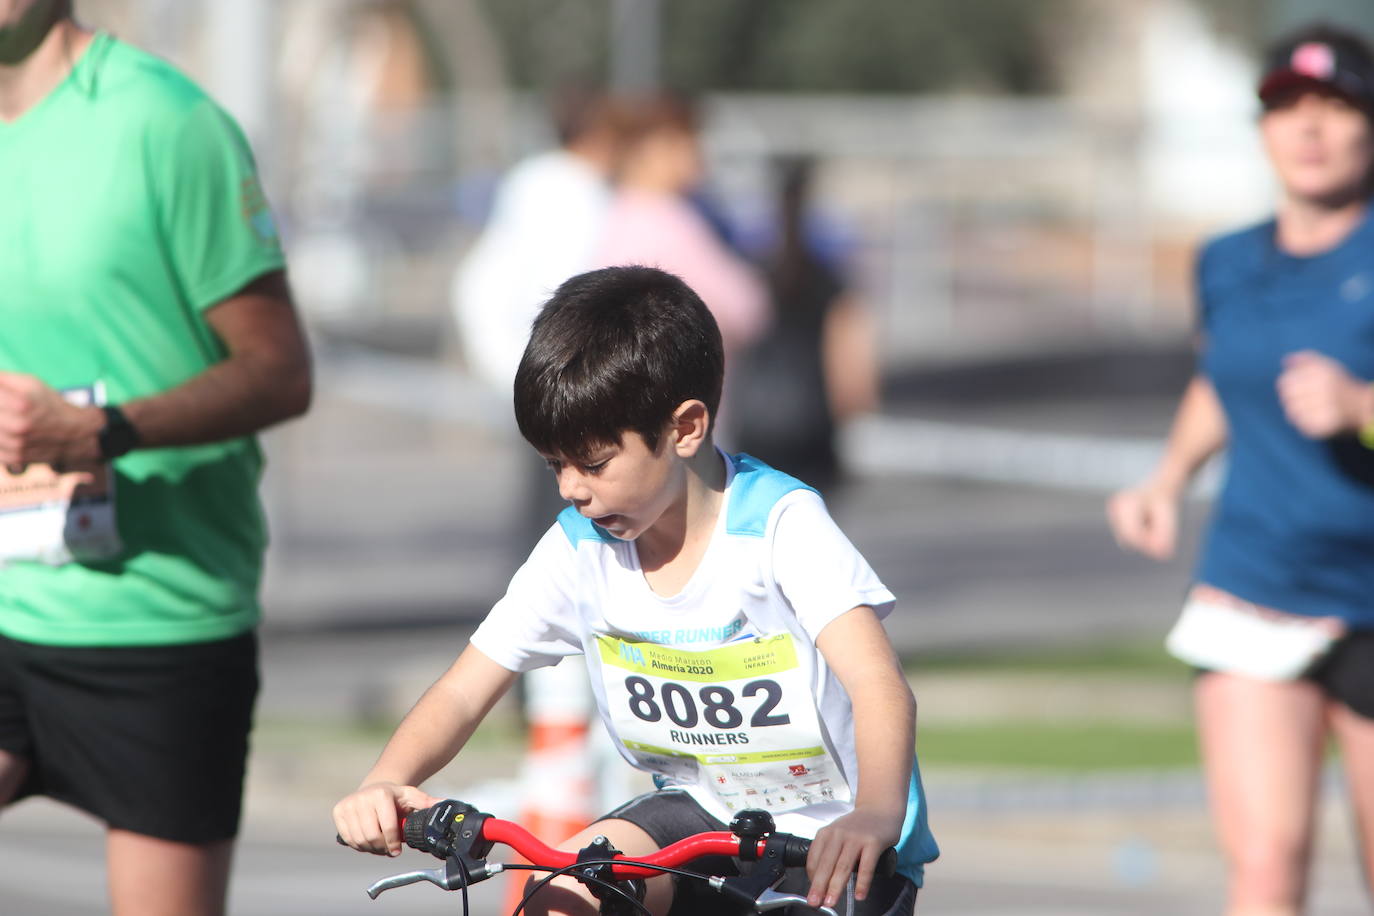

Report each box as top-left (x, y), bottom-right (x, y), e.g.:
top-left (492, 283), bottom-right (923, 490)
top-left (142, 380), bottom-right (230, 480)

top-left (332, 803), bottom-right (443, 851)
top-left (403, 809), bottom-right (429, 851)
top-left (781, 838), bottom-right (899, 878)
top-left (875, 847), bottom-right (898, 879)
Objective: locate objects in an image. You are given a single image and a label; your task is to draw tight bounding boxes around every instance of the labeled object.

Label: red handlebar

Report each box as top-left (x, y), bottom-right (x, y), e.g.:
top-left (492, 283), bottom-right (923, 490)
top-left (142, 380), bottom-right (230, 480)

top-left (474, 818), bottom-right (769, 878)
top-left (354, 800), bottom-right (894, 909)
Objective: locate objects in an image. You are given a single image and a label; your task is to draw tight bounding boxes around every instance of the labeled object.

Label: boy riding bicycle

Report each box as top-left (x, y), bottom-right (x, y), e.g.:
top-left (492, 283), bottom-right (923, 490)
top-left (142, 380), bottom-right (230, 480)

top-left (334, 266), bottom-right (938, 914)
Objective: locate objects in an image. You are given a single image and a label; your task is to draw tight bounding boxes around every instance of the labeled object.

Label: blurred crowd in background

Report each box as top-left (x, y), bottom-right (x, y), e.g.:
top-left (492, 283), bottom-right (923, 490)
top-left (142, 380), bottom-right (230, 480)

top-left (76, 0), bottom-right (1372, 375)
top-left (53, 0), bottom-right (1374, 634)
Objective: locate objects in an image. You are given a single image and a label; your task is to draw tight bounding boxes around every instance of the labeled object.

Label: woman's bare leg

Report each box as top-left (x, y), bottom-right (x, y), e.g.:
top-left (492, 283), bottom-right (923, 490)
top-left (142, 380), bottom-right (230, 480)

top-left (1328, 701), bottom-right (1374, 898)
top-left (1196, 672), bottom-right (1328, 916)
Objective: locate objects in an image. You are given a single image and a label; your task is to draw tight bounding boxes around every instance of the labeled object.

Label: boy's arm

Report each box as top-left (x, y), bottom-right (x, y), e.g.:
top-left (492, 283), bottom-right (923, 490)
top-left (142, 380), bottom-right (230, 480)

top-left (333, 643), bottom-right (519, 856)
top-left (807, 605), bottom-right (916, 909)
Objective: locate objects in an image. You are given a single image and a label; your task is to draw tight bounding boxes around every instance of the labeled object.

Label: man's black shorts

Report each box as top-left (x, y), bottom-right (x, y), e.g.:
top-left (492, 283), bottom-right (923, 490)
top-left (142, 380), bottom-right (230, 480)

top-left (0, 630), bottom-right (259, 844)
top-left (599, 789), bottom-right (919, 916)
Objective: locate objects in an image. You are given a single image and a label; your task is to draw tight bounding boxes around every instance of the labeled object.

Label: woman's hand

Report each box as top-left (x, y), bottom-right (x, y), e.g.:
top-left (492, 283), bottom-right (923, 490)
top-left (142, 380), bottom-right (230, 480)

top-left (805, 805), bottom-right (903, 909)
top-left (1277, 350), bottom-right (1374, 439)
top-left (332, 782), bottom-right (441, 857)
top-left (1107, 482), bottom-right (1181, 561)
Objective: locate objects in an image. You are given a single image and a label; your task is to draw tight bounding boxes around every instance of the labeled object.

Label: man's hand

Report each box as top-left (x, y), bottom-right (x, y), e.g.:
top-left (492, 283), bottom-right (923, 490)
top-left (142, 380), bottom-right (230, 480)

top-left (805, 805), bottom-right (903, 909)
top-left (0, 372), bottom-right (104, 468)
top-left (1277, 350), bottom-right (1374, 439)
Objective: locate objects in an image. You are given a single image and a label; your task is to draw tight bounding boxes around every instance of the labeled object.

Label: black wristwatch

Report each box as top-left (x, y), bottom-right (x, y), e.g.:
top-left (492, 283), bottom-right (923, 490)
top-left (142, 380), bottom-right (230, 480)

top-left (97, 405), bottom-right (141, 461)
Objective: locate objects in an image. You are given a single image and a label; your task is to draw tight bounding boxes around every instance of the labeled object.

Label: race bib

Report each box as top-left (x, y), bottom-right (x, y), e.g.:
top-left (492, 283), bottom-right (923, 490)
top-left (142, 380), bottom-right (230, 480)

top-left (596, 631), bottom-right (851, 814)
top-left (0, 384), bottom-right (121, 567)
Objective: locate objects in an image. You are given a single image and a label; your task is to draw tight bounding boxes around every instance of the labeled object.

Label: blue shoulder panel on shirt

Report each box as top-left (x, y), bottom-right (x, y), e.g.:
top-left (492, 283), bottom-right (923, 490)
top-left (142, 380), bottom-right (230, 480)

top-left (556, 506), bottom-right (618, 545)
top-left (725, 453), bottom-right (817, 538)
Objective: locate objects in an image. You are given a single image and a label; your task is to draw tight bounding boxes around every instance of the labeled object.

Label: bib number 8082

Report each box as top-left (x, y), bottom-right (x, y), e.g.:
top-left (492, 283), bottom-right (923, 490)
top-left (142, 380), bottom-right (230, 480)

top-left (624, 675), bottom-right (791, 729)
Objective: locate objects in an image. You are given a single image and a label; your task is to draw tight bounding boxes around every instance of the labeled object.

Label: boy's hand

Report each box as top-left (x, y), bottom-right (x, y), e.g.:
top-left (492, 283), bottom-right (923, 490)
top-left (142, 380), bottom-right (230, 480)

top-left (333, 782), bottom-right (441, 857)
top-left (805, 805), bottom-right (903, 909)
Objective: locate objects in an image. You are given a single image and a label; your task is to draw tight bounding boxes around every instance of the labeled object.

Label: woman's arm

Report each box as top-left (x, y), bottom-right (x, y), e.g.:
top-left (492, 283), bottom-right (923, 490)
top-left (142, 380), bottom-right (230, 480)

top-left (1107, 373), bottom-right (1227, 560)
top-left (822, 293), bottom-right (880, 421)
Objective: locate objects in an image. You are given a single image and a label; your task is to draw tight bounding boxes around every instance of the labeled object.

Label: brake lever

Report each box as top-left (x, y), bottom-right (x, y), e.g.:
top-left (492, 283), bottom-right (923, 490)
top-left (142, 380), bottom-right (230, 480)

top-left (364, 858), bottom-right (504, 899)
top-left (708, 877), bottom-right (839, 916)
top-left (754, 887), bottom-right (838, 916)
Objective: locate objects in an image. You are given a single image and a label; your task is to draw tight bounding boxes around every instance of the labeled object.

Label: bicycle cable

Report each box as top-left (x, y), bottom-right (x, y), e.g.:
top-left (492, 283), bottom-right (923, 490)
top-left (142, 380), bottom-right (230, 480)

top-left (456, 846), bottom-right (469, 916)
top-left (507, 856), bottom-right (718, 916)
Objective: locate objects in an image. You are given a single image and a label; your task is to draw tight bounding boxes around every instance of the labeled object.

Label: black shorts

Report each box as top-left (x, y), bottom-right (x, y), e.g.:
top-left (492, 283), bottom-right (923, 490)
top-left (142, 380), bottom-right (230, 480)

top-left (0, 631), bottom-right (259, 843)
top-left (599, 789), bottom-right (918, 916)
top-left (1308, 629), bottom-right (1374, 720)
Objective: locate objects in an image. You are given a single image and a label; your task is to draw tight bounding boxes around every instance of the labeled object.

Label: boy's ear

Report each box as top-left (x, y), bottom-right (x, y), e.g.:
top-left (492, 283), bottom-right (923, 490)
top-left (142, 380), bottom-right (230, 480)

top-left (670, 399), bottom-right (711, 456)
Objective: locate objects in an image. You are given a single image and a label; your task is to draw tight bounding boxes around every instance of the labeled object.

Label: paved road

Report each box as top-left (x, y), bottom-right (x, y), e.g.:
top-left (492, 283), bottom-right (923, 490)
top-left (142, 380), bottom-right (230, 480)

top-left (3, 764), bottom-right (1368, 915)
top-left (5, 345), bottom-right (1369, 913)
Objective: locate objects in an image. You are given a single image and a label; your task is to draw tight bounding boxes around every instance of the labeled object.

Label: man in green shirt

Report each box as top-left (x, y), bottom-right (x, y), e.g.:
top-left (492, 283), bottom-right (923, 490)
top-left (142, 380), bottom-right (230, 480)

top-left (0, 2), bottom-right (311, 913)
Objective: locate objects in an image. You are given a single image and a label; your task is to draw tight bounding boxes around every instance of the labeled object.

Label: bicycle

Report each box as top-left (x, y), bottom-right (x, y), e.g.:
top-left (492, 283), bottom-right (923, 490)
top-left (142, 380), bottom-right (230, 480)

top-left (345, 797), bottom-right (898, 916)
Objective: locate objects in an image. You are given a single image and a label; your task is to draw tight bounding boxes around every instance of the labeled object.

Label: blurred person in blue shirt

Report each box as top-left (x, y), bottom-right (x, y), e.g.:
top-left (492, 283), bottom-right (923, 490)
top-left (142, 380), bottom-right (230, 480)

top-left (1108, 24), bottom-right (1374, 916)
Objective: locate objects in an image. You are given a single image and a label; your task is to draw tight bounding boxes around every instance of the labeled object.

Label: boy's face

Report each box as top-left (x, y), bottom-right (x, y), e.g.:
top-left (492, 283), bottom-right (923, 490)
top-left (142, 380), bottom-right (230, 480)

top-left (542, 427), bottom-right (684, 542)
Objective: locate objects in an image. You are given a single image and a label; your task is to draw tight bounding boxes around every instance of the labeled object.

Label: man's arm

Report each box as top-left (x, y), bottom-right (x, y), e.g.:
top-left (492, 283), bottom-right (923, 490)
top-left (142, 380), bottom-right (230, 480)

top-left (334, 643), bottom-right (521, 856)
top-left (806, 605), bottom-right (915, 908)
top-left (0, 270), bottom-right (311, 467)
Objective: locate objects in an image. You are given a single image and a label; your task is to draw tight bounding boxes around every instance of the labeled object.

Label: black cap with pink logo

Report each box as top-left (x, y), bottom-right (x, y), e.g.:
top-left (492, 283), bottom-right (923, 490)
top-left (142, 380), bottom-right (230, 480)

top-left (1258, 26), bottom-right (1374, 113)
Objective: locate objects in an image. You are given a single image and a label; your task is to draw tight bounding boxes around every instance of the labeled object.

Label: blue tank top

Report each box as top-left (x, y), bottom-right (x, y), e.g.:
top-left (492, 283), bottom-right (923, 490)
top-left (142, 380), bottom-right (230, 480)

top-left (1196, 205), bottom-right (1374, 626)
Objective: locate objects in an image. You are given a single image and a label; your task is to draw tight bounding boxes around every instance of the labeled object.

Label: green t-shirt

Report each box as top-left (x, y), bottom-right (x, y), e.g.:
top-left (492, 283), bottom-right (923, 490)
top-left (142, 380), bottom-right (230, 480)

top-left (0, 33), bottom-right (287, 646)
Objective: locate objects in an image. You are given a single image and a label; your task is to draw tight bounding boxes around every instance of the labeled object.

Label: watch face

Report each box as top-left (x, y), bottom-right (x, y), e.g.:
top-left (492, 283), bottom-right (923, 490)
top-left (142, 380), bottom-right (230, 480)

top-left (100, 407), bottom-right (139, 460)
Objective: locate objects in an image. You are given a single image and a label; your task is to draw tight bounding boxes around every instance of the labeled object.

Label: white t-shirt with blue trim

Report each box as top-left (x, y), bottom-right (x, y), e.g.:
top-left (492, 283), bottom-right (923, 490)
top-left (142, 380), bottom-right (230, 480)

top-left (470, 452), bottom-right (939, 883)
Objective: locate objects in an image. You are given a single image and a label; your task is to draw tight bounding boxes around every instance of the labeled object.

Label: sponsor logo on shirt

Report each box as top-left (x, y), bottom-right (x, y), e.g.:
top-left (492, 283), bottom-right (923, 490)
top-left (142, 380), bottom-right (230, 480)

top-left (1341, 272), bottom-right (1371, 304)
top-left (628, 617), bottom-right (746, 645)
top-left (240, 177), bottom-right (279, 245)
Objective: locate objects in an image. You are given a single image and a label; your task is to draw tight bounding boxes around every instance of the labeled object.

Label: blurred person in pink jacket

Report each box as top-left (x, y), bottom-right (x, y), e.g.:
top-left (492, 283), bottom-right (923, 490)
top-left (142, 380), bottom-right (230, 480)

top-left (593, 94), bottom-right (769, 439)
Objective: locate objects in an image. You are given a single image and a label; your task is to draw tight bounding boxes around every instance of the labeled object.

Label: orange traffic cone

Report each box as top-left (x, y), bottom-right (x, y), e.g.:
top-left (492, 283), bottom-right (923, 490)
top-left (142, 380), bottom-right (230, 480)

top-left (503, 664), bottom-right (597, 910)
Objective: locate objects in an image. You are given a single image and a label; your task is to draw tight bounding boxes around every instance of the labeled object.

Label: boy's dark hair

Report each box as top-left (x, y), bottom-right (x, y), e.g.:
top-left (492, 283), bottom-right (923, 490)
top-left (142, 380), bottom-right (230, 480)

top-left (514, 266), bottom-right (724, 461)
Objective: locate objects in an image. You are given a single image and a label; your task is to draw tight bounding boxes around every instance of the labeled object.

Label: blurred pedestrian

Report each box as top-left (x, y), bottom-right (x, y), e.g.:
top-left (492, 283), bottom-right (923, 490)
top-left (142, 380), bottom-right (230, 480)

top-left (1107, 24), bottom-right (1374, 915)
top-left (0, 4), bottom-right (310, 914)
top-left (453, 88), bottom-right (623, 411)
top-left (733, 156), bottom-right (879, 495)
top-left (452, 86), bottom-right (626, 541)
top-left (593, 92), bottom-right (769, 439)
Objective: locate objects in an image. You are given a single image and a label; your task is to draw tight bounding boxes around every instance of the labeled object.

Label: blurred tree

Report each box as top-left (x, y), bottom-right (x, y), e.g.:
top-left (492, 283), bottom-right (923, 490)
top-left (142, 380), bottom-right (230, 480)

top-left (1193, 0), bottom-right (1374, 50)
top-left (662, 0), bottom-right (1065, 94)
top-left (475, 0), bottom-right (610, 89)
top-left (1190, 0), bottom-right (1266, 49)
top-left (479, 0), bottom-right (1068, 94)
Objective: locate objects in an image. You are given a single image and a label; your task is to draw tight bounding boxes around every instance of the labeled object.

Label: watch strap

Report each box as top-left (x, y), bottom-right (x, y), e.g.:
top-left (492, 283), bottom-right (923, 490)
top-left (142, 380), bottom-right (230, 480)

top-left (97, 405), bottom-right (141, 461)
